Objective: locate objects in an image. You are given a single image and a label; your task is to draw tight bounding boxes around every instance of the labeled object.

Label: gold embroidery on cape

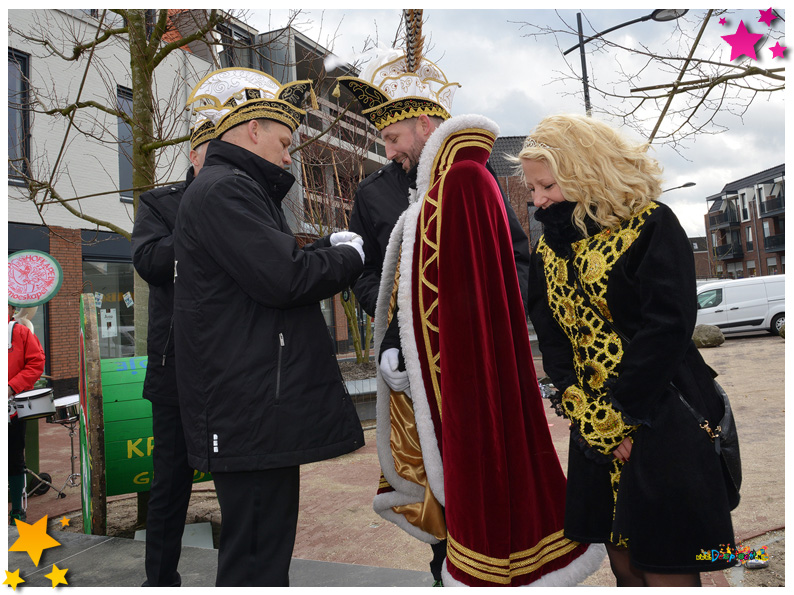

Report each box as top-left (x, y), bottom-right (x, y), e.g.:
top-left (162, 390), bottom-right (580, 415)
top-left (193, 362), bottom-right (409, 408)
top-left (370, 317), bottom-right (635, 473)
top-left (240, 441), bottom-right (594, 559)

top-left (446, 530), bottom-right (580, 584)
top-left (416, 129), bottom-right (498, 418)
top-left (538, 202), bottom-right (659, 544)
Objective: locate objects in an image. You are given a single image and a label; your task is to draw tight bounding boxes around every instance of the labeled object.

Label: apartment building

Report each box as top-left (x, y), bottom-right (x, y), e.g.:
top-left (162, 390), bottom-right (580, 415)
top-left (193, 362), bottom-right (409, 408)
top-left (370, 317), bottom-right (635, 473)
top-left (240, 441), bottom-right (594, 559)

top-left (704, 164), bottom-right (785, 279)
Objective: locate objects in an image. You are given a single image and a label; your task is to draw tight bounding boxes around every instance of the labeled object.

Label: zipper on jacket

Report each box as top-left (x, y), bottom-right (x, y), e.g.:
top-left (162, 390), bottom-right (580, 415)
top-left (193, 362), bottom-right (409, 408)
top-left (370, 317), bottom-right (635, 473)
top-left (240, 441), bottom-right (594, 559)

top-left (161, 316), bottom-right (174, 366)
top-left (275, 333), bottom-right (285, 403)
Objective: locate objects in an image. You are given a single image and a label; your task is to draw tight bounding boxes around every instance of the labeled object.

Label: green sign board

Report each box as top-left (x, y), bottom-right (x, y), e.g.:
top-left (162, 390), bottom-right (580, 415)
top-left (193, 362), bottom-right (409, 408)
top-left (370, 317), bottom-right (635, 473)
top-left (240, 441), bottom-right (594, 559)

top-left (79, 294), bottom-right (211, 535)
top-left (100, 356), bottom-right (212, 495)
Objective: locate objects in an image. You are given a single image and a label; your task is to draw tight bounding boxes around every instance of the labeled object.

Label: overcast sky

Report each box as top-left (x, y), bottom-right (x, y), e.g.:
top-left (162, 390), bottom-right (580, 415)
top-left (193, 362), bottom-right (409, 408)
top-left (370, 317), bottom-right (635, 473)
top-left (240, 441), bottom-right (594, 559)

top-left (247, 7), bottom-right (786, 238)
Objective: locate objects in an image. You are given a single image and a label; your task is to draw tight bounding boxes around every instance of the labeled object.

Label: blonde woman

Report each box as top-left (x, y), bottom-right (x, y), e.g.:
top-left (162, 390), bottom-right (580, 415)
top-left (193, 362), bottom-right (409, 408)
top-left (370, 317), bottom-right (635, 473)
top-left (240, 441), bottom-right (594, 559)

top-left (521, 114), bottom-right (736, 587)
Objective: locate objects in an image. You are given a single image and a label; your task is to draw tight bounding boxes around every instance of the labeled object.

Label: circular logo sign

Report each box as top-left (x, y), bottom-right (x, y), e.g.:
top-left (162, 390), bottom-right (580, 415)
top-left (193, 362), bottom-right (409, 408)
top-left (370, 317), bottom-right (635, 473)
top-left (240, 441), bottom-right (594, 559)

top-left (8, 250), bottom-right (64, 307)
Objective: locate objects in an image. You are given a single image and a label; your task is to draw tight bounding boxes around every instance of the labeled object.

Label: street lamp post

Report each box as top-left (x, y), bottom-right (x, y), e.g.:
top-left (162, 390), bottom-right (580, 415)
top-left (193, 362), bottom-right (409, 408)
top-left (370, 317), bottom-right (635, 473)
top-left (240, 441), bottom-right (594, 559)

top-left (564, 10), bottom-right (688, 116)
top-left (662, 181), bottom-right (696, 193)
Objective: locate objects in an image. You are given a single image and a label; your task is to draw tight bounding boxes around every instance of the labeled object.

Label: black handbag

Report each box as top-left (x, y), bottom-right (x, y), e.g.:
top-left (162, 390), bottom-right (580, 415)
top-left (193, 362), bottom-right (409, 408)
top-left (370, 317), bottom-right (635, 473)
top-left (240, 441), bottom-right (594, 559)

top-left (568, 266), bottom-right (743, 509)
top-left (672, 381), bottom-right (742, 510)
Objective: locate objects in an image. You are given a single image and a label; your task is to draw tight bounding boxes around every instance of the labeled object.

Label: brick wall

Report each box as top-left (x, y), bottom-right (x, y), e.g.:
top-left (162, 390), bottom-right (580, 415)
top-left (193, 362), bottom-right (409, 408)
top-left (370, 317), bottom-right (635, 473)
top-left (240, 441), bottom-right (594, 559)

top-left (47, 226), bottom-right (83, 395)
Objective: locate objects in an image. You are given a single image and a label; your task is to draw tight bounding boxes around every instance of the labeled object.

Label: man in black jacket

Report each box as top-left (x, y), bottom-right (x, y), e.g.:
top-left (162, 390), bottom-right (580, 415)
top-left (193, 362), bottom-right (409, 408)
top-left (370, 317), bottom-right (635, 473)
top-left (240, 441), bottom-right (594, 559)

top-left (173, 68), bottom-right (365, 586)
top-left (131, 112), bottom-right (216, 587)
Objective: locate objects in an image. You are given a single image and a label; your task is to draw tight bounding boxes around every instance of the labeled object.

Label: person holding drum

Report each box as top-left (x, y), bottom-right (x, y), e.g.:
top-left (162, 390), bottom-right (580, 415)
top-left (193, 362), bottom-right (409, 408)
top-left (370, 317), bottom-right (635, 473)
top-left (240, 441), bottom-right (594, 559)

top-left (8, 303), bottom-right (46, 524)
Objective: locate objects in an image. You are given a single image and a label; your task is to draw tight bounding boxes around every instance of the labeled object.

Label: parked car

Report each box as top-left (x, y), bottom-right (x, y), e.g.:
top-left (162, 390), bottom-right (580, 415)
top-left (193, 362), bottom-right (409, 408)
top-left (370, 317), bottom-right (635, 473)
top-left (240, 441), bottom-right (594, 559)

top-left (696, 274), bottom-right (785, 336)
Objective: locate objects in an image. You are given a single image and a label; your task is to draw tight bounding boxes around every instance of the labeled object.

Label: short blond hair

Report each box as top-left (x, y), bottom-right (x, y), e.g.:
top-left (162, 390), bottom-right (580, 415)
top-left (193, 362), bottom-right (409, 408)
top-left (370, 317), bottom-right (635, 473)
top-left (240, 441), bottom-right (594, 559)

top-left (517, 114), bottom-right (663, 235)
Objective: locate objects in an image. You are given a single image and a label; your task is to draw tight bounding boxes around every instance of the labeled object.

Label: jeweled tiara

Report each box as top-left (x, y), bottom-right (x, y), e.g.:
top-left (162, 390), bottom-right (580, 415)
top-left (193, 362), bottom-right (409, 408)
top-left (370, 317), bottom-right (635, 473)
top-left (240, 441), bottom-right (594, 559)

top-left (522, 136), bottom-right (554, 151)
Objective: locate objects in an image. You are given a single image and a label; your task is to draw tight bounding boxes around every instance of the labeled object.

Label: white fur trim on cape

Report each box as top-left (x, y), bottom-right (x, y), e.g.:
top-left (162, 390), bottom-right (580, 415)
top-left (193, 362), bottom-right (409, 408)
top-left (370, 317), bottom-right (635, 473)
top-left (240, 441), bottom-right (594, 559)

top-left (412, 113), bottom-right (500, 204)
top-left (373, 489), bottom-right (440, 545)
top-left (372, 113), bottom-right (502, 539)
top-left (440, 542), bottom-right (606, 587)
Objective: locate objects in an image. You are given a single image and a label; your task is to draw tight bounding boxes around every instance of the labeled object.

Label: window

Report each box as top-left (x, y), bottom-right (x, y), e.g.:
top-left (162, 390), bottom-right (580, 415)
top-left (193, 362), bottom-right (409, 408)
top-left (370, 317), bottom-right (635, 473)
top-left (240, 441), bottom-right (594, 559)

top-left (745, 227), bottom-right (753, 252)
top-left (83, 260), bottom-right (136, 359)
top-left (218, 24), bottom-right (255, 69)
top-left (9, 48), bottom-right (30, 183)
top-left (697, 289), bottom-right (723, 309)
top-left (739, 193), bottom-right (749, 221)
top-left (767, 256), bottom-right (778, 275)
top-left (763, 220), bottom-right (772, 238)
top-left (747, 260), bottom-right (756, 277)
top-left (117, 85), bottom-right (133, 201)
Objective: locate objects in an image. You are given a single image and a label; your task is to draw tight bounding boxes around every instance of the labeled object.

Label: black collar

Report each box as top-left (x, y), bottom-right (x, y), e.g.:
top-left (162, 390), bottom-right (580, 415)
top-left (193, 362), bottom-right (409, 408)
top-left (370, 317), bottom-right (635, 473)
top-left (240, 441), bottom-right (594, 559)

top-left (203, 139), bottom-right (295, 204)
top-left (535, 201), bottom-right (602, 258)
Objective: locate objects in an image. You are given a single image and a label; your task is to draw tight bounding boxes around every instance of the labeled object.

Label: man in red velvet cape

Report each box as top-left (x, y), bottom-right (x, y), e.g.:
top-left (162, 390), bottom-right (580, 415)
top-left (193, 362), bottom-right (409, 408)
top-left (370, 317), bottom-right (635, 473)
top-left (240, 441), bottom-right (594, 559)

top-left (371, 114), bottom-right (604, 586)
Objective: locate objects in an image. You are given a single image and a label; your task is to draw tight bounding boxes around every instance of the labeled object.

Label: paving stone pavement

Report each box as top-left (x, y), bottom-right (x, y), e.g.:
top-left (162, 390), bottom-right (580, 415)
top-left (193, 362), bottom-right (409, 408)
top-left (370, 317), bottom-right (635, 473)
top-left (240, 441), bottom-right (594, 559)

top-left (10, 332), bottom-right (785, 587)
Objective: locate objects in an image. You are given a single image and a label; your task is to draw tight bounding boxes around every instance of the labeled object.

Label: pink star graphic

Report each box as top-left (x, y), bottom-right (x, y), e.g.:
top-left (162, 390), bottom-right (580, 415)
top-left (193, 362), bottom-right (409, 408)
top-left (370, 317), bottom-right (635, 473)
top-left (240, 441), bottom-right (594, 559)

top-left (721, 20), bottom-right (765, 61)
top-left (758, 8), bottom-right (777, 27)
top-left (770, 42), bottom-right (787, 58)
top-left (719, 17), bottom-right (727, 26)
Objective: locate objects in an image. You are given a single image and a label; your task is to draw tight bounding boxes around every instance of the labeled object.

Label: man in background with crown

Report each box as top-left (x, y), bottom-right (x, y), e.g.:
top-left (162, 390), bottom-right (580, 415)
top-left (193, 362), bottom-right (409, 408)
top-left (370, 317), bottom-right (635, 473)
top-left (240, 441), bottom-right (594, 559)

top-left (337, 11), bottom-right (604, 586)
top-left (131, 103), bottom-right (217, 587)
top-left (172, 67), bottom-right (366, 586)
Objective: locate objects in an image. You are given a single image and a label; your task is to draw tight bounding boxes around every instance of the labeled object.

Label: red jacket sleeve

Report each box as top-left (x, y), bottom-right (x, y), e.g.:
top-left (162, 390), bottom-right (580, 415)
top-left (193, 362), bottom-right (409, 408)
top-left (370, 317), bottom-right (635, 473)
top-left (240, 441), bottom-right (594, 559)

top-left (8, 324), bottom-right (46, 395)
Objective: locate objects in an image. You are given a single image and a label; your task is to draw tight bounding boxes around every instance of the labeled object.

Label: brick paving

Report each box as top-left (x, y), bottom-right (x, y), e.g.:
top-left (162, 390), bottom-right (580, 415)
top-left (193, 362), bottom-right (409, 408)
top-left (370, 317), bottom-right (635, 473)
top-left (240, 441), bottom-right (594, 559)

top-left (19, 333), bottom-right (785, 586)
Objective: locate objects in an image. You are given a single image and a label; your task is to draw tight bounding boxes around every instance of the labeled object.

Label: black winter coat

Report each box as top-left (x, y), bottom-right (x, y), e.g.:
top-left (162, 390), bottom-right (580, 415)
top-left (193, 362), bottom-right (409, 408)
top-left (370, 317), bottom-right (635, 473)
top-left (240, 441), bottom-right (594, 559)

top-left (131, 169), bottom-right (193, 404)
top-left (173, 140), bottom-right (365, 472)
top-left (528, 201), bottom-right (735, 572)
top-left (350, 160), bottom-right (531, 318)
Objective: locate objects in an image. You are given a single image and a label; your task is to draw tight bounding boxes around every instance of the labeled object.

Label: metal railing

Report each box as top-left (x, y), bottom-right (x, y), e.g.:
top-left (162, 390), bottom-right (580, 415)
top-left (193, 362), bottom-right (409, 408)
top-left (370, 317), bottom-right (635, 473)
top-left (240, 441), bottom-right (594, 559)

top-left (764, 233), bottom-right (785, 251)
top-left (760, 195), bottom-right (785, 215)
top-left (714, 242), bottom-right (743, 259)
top-left (708, 210), bottom-right (739, 228)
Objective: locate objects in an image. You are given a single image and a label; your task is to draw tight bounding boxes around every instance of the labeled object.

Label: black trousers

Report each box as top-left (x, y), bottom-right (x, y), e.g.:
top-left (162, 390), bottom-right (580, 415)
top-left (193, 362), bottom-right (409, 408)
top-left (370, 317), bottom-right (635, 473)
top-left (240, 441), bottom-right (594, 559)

top-left (213, 466), bottom-right (300, 587)
top-left (144, 402), bottom-right (195, 587)
top-left (8, 417), bottom-right (27, 475)
top-left (430, 539), bottom-right (447, 581)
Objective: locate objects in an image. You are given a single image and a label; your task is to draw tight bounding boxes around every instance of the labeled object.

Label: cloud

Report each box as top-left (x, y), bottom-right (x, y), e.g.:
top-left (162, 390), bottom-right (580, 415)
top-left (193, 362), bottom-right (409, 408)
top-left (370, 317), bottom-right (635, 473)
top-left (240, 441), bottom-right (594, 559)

top-left (250, 8), bottom-right (784, 239)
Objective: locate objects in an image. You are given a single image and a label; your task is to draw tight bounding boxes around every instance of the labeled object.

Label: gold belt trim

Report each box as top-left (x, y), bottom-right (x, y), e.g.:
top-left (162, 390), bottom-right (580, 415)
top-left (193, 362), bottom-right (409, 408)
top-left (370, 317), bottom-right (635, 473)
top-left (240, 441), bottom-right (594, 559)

top-left (446, 531), bottom-right (579, 584)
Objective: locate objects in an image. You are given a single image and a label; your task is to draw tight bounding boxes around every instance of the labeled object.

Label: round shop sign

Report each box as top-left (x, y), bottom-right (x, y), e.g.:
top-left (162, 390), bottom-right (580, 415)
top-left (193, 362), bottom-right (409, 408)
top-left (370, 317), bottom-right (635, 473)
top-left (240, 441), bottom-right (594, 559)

top-left (8, 250), bottom-right (64, 307)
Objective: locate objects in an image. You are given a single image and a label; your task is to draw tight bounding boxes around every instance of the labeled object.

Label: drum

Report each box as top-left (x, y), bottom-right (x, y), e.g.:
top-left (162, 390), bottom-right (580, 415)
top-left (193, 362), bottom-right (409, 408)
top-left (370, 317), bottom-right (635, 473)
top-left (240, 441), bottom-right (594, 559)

top-left (47, 394), bottom-right (80, 424)
top-left (13, 388), bottom-right (56, 421)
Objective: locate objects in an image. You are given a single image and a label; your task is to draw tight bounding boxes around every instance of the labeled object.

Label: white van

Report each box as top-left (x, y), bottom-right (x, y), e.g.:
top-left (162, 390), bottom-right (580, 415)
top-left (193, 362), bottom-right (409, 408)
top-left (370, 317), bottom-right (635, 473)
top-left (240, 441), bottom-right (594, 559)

top-left (696, 274), bottom-right (785, 335)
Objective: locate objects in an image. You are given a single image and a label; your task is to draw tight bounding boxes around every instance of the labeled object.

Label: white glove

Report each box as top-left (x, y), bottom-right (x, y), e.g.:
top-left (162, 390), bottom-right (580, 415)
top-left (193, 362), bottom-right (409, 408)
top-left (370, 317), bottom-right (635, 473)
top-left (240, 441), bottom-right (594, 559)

top-left (330, 231), bottom-right (361, 246)
top-left (338, 236), bottom-right (365, 265)
top-left (379, 348), bottom-right (409, 392)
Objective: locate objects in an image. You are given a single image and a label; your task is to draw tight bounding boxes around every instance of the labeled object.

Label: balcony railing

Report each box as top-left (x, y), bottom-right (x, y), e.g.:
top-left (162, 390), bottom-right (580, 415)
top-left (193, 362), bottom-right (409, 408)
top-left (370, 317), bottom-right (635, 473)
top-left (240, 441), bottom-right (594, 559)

top-left (760, 195), bottom-right (785, 217)
top-left (714, 242), bottom-right (744, 260)
top-left (764, 233), bottom-right (785, 252)
top-left (708, 210), bottom-right (740, 228)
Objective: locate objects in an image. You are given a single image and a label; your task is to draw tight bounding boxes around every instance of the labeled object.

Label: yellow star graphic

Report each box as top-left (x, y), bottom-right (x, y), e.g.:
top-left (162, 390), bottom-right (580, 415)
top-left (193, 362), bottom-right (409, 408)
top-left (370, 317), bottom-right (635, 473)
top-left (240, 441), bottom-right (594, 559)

top-left (59, 517), bottom-right (70, 528)
top-left (9, 515), bottom-right (61, 566)
top-left (3, 569), bottom-right (25, 591)
top-left (45, 564), bottom-right (69, 588)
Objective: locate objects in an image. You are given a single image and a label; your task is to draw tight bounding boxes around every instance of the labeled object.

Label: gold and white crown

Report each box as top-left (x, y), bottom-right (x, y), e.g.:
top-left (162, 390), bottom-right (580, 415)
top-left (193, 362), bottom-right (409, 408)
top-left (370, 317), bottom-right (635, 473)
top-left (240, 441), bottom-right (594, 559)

top-left (337, 11), bottom-right (459, 130)
top-left (189, 111), bottom-right (219, 150)
top-left (186, 67), bottom-right (317, 137)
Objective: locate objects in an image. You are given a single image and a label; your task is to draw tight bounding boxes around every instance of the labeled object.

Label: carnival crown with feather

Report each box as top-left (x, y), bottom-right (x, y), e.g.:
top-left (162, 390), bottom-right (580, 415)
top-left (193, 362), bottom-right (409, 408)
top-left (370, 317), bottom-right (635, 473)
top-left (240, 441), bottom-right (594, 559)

top-left (185, 67), bottom-right (318, 137)
top-left (337, 10), bottom-right (460, 131)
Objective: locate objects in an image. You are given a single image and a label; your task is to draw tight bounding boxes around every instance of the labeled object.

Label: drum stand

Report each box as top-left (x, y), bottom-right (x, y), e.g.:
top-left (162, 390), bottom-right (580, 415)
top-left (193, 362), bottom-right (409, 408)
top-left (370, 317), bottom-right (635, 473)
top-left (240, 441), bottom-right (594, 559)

top-left (58, 419), bottom-right (82, 490)
top-left (22, 419), bottom-right (81, 507)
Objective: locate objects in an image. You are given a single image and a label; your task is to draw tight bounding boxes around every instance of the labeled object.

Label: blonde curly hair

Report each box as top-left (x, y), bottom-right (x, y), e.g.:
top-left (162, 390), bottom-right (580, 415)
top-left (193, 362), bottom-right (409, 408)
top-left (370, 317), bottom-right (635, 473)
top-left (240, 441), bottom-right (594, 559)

top-left (517, 114), bottom-right (663, 235)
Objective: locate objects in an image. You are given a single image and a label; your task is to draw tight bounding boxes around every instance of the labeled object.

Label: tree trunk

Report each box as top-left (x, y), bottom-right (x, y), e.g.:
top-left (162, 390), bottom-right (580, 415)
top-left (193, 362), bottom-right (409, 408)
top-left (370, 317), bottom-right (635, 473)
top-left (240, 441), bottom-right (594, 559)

top-left (127, 8), bottom-right (159, 521)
